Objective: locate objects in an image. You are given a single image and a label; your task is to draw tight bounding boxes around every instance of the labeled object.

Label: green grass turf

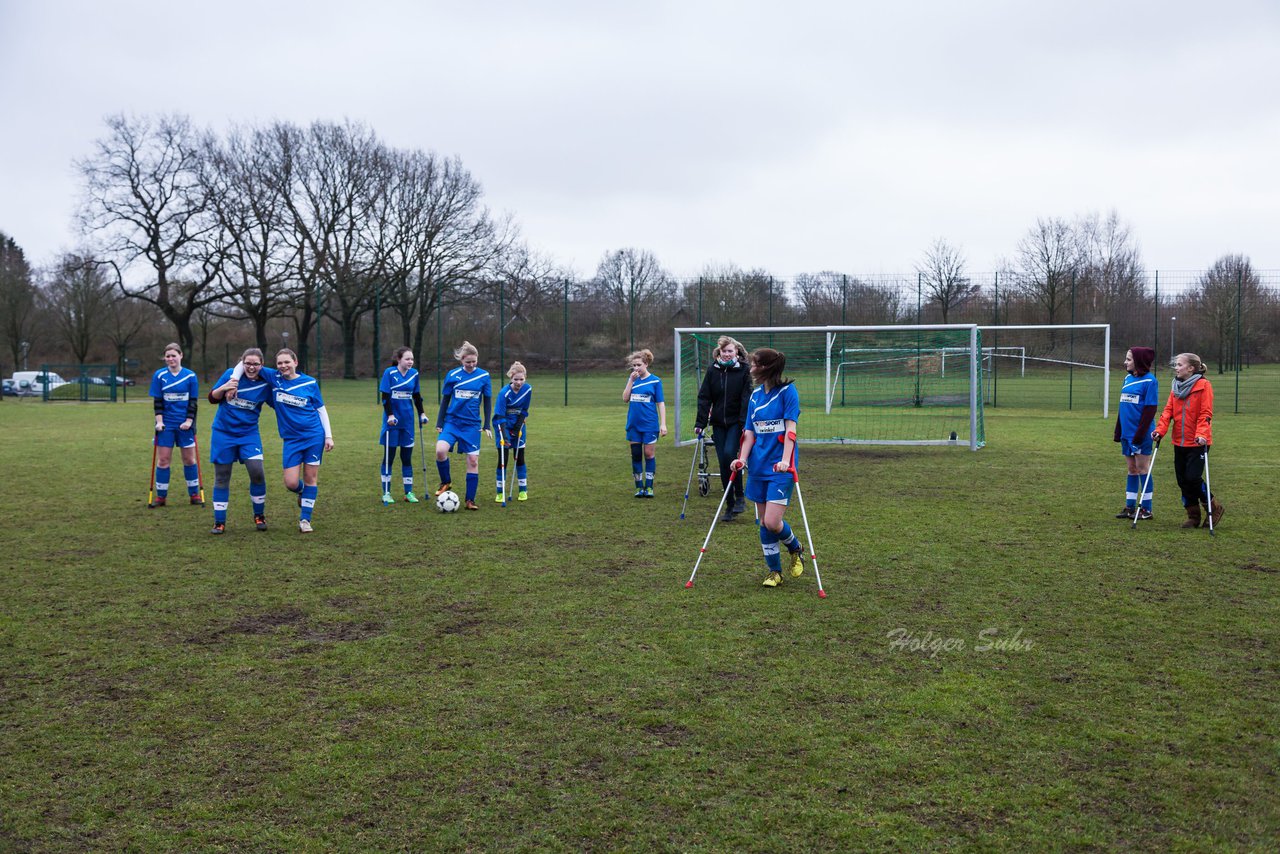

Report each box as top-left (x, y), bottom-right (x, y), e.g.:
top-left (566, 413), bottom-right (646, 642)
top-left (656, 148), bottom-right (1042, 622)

top-left (1, 382), bottom-right (1277, 850)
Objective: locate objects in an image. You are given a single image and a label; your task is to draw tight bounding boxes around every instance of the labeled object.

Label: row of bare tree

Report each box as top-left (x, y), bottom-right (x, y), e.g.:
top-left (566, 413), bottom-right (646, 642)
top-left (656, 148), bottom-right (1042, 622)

top-left (1, 113), bottom-right (1277, 378)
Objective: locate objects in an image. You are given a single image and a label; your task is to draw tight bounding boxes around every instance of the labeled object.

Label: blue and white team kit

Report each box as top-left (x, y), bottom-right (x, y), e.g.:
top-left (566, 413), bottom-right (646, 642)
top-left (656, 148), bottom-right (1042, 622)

top-left (625, 374), bottom-right (664, 444)
top-left (1118, 372), bottom-right (1159, 456)
top-left (438, 366), bottom-right (492, 455)
top-left (255, 367), bottom-right (329, 469)
top-left (380, 366), bottom-right (421, 447)
top-left (494, 382), bottom-right (531, 450)
top-left (209, 367), bottom-right (269, 464)
top-left (743, 382), bottom-right (801, 505)
top-left (150, 366), bottom-right (199, 448)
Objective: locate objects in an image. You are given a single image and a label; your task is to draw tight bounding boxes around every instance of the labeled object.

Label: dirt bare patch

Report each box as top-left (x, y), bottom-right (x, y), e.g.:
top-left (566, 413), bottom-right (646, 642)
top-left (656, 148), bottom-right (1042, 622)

top-left (642, 722), bottom-right (691, 747)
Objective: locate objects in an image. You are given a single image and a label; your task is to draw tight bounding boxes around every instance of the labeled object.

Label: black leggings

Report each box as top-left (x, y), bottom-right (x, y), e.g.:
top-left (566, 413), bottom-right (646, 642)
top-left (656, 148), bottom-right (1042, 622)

top-left (711, 425), bottom-right (744, 499)
top-left (1172, 444), bottom-right (1208, 506)
top-left (383, 446), bottom-right (413, 468)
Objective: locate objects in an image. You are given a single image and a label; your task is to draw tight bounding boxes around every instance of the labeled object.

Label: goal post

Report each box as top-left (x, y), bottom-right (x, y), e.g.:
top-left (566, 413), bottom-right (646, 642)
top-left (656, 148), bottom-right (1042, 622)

top-left (977, 324), bottom-right (1111, 417)
top-left (674, 325), bottom-right (985, 450)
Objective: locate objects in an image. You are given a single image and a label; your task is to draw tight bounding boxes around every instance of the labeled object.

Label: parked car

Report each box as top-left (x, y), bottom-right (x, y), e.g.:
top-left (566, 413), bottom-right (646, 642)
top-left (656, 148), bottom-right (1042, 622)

top-left (2, 378), bottom-right (38, 397)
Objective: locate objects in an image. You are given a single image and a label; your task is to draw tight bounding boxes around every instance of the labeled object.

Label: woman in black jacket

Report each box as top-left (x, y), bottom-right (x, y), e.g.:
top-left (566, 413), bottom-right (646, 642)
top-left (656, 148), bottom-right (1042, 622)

top-left (695, 336), bottom-right (753, 521)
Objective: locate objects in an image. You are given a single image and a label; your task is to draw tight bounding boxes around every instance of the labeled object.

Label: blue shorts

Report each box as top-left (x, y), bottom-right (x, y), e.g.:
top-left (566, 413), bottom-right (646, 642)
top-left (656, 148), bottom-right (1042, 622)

top-left (1121, 436), bottom-right (1154, 456)
top-left (282, 437), bottom-right (325, 469)
top-left (155, 426), bottom-right (196, 449)
top-left (744, 476), bottom-right (793, 505)
top-left (380, 425), bottom-right (416, 447)
top-left (627, 428), bottom-right (659, 445)
top-left (210, 432), bottom-right (265, 465)
top-left (439, 424), bottom-right (481, 456)
top-left (494, 424), bottom-right (526, 451)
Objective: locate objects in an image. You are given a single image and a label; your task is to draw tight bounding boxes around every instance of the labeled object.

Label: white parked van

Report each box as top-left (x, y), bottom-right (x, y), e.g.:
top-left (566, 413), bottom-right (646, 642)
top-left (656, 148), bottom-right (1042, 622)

top-left (8, 370), bottom-right (69, 392)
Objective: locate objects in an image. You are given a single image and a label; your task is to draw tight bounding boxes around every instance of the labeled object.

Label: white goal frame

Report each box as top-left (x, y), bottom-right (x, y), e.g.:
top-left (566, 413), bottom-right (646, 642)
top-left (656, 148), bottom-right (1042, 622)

top-left (675, 324), bottom-right (983, 451)
top-left (978, 324), bottom-right (1111, 418)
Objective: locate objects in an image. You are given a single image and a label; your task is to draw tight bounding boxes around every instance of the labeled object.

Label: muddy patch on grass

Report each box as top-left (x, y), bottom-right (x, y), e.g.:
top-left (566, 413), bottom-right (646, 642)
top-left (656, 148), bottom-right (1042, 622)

top-left (1242, 562), bottom-right (1277, 574)
top-left (439, 601), bottom-right (489, 635)
top-left (186, 606), bottom-right (386, 646)
top-left (643, 722), bottom-right (691, 747)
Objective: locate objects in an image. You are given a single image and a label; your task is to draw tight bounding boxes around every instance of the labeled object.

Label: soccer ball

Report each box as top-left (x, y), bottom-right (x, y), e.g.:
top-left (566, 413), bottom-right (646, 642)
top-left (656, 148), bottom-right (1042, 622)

top-left (436, 490), bottom-right (460, 512)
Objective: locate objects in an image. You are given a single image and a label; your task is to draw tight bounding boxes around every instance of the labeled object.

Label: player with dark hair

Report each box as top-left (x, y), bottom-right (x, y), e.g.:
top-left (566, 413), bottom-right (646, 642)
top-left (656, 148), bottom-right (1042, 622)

top-left (379, 347), bottom-right (428, 505)
top-left (732, 347), bottom-right (805, 588)
top-left (494, 361), bottom-right (532, 502)
top-left (148, 342), bottom-right (201, 507)
top-left (623, 348), bottom-right (666, 497)
top-left (207, 348), bottom-right (271, 533)
top-left (1114, 346), bottom-right (1158, 520)
top-left (435, 341), bottom-right (492, 510)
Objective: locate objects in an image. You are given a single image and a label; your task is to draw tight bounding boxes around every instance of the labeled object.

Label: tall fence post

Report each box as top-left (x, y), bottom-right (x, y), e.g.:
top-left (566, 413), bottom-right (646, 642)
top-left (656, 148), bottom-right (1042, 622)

top-left (1152, 271), bottom-right (1160, 369)
top-left (1068, 272), bottom-right (1077, 411)
top-left (499, 277), bottom-right (505, 374)
top-left (563, 278), bottom-right (569, 406)
top-left (1235, 267), bottom-right (1243, 413)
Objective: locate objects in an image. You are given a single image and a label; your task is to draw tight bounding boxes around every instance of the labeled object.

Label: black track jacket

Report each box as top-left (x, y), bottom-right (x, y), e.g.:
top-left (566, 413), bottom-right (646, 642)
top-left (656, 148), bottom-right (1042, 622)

top-left (694, 361), bottom-right (753, 431)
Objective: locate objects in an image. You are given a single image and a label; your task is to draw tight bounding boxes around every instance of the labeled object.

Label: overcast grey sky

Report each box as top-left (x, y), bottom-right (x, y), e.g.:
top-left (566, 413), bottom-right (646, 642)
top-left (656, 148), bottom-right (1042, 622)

top-left (2, 0), bottom-right (1277, 277)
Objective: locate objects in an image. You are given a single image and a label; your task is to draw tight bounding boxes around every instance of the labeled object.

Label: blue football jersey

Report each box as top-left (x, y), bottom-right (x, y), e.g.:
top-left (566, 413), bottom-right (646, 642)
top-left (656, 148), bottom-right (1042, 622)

top-left (149, 367), bottom-right (199, 427)
top-left (441, 367), bottom-right (491, 427)
top-left (494, 382), bottom-right (532, 430)
top-left (745, 383), bottom-right (801, 480)
top-left (265, 369), bottom-right (326, 441)
top-left (210, 367), bottom-right (270, 438)
top-left (625, 374), bottom-right (664, 433)
top-left (1118, 373), bottom-right (1159, 439)
top-left (380, 366), bottom-right (420, 427)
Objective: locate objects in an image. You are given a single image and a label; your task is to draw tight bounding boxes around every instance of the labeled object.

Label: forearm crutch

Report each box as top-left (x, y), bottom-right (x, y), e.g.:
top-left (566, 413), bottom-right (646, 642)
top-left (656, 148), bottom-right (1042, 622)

top-left (678, 434), bottom-right (702, 520)
top-left (499, 429), bottom-right (508, 507)
top-left (684, 469), bottom-right (738, 588)
top-left (382, 430), bottom-right (392, 501)
top-left (790, 472), bottom-right (826, 598)
top-left (1203, 446), bottom-right (1215, 537)
top-left (1131, 440), bottom-right (1159, 531)
top-left (192, 432), bottom-right (206, 506)
top-left (147, 435), bottom-right (158, 507)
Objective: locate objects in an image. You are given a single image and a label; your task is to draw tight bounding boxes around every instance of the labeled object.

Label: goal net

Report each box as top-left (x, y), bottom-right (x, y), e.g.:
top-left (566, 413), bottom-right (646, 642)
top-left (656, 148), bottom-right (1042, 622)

top-left (674, 325), bottom-right (985, 450)
top-left (978, 324), bottom-right (1111, 415)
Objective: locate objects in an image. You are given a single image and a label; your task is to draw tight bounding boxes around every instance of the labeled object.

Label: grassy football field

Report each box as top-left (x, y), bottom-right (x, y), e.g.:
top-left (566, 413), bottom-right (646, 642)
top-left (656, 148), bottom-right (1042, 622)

top-left (1, 381), bottom-right (1277, 850)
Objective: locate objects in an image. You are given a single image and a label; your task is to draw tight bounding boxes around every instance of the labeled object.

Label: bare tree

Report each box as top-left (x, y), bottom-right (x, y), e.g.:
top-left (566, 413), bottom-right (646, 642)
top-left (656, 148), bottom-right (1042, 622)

top-left (368, 149), bottom-right (510, 365)
top-left (101, 293), bottom-right (157, 377)
top-left (77, 113), bottom-right (224, 355)
top-left (46, 253), bottom-right (115, 364)
top-left (0, 231), bottom-right (37, 369)
top-left (916, 239), bottom-right (979, 323)
top-left (791, 271), bottom-right (847, 324)
top-left (204, 124), bottom-right (301, 350)
top-left (593, 248), bottom-right (676, 350)
top-left (284, 121), bottom-right (387, 378)
top-left (1014, 217), bottom-right (1080, 325)
top-left (1074, 210), bottom-right (1145, 322)
top-left (1195, 254), bottom-right (1264, 373)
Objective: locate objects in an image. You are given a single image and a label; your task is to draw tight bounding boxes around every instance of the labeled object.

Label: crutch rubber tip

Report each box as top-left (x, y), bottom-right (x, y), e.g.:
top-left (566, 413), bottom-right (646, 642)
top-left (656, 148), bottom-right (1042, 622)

top-left (818, 590), bottom-right (827, 598)
top-left (685, 581), bottom-right (694, 588)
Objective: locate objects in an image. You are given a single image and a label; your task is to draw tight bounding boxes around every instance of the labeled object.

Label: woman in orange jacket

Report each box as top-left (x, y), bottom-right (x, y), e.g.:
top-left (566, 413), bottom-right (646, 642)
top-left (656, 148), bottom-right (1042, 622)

top-left (1152, 352), bottom-right (1224, 528)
